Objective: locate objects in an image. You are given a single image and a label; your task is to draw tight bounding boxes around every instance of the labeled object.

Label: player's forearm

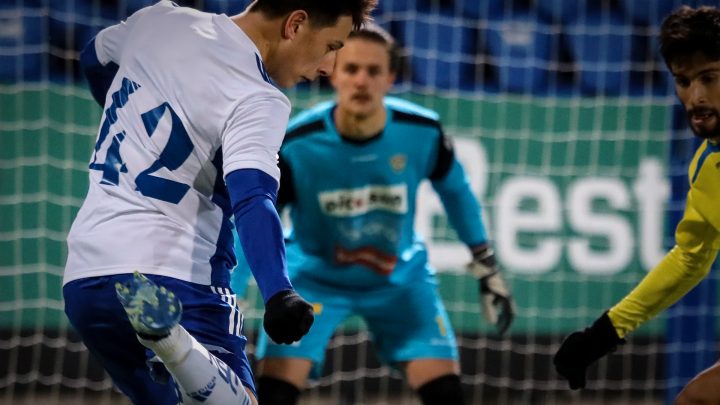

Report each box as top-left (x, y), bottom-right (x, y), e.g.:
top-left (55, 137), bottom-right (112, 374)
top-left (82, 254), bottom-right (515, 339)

top-left (608, 245), bottom-right (715, 338)
top-left (79, 36), bottom-right (119, 106)
top-left (227, 169), bottom-right (293, 303)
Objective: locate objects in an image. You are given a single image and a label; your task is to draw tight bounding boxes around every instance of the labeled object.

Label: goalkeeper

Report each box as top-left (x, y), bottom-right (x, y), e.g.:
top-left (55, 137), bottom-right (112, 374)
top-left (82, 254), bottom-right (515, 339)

top-left (554, 6), bottom-right (720, 404)
top-left (243, 25), bottom-right (515, 405)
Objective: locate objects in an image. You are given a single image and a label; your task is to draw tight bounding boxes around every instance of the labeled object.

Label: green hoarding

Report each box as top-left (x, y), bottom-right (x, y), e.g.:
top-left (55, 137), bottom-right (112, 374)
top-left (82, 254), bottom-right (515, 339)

top-left (0, 86), bottom-right (671, 335)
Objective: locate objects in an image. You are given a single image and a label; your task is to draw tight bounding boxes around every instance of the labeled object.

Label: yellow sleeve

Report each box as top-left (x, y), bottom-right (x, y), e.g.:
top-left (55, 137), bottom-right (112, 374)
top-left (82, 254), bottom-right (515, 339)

top-left (686, 140), bottom-right (720, 230)
top-left (608, 193), bottom-right (719, 338)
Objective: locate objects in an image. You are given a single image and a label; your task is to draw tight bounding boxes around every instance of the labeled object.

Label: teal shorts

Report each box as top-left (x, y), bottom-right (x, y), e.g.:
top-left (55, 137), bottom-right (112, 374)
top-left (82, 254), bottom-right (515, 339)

top-left (255, 275), bottom-right (458, 378)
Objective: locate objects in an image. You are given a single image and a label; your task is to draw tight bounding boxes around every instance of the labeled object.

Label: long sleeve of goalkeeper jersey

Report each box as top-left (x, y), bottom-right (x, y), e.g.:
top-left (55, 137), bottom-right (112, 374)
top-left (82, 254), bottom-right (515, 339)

top-left (431, 157), bottom-right (488, 248)
top-left (275, 152), bottom-right (295, 211)
top-left (608, 193), bottom-right (719, 338)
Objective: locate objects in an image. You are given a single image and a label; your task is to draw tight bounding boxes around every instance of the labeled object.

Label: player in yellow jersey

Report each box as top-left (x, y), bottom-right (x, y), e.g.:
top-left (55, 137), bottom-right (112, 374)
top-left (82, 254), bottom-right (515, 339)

top-left (554, 6), bottom-right (720, 404)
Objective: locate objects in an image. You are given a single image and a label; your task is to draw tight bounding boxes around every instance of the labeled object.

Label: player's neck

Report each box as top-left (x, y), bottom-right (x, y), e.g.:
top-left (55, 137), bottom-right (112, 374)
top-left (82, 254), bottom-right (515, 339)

top-left (230, 12), bottom-right (280, 64)
top-left (334, 106), bottom-right (386, 141)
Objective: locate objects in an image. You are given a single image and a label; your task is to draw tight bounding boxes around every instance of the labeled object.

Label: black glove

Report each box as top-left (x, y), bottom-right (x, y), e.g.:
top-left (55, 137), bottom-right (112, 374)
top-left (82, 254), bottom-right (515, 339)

top-left (466, 244), bottom-right (515, 336)
top-left (263, 289), bottom-right (314, 344)
top-left (554, 311), bottom-right (625, 390)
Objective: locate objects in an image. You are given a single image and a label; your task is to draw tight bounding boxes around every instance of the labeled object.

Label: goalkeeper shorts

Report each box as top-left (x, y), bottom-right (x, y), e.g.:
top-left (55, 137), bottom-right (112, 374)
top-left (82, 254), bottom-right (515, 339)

top-left (255, 275), bottom-right (458, 378)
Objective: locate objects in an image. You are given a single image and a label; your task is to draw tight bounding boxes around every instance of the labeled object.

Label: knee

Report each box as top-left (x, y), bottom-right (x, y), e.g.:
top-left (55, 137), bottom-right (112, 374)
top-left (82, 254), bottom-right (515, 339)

top-left (676, 382), bottom-right (712, 405)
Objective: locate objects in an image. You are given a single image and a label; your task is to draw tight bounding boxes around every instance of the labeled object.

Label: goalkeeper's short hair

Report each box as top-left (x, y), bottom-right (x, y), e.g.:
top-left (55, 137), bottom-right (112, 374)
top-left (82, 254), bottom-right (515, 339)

top-left (349, 23), bottom-right (402, 73)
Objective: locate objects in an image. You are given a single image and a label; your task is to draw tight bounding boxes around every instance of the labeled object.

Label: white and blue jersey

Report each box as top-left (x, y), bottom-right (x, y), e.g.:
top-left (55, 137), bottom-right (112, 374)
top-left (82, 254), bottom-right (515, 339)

top-left (63, 1), bottom-right (291, 289)
top-left (278, 97), bottom-right (488, 288)
top-left (63, 1), bottom-right (294, 401)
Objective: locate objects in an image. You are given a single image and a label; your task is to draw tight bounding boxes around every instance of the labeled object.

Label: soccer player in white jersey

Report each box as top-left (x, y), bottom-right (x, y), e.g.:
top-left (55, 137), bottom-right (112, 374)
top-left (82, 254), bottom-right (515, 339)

top-left (554, 6), bottom-right (720, 404)
top-left (242, 26), bottom-right (515, 404)
top-left (62, 1), bottom-right (375, 404)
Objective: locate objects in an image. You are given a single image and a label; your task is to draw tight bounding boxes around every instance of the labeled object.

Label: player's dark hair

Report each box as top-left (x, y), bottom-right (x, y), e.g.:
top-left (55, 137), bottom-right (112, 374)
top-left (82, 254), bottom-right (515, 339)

top-left (660, 6), bottom-right (720, 68)
top-left (250, 0), bottom-right (377, 31)
top-left (348, 24), bottom-right (401, 73)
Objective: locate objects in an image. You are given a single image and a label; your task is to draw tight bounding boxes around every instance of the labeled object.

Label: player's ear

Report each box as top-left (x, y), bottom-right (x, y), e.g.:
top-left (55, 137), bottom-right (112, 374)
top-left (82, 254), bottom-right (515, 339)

top-left (329, 70), bottom-right (339, 89)
top-left (386, 71), bottom-right (397, 88)
top-left (283, 10), bottom-right (309, 40)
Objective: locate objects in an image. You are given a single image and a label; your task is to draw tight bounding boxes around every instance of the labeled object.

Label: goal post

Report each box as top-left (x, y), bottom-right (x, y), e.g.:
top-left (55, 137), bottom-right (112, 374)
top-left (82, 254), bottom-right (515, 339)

top-left (3, 0), bottom-right (718, 404)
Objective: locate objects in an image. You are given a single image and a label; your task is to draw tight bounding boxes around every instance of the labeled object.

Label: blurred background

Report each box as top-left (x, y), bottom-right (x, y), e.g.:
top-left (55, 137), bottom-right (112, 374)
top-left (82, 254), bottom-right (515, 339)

top-left (2, 0), bottom-right (720, 404)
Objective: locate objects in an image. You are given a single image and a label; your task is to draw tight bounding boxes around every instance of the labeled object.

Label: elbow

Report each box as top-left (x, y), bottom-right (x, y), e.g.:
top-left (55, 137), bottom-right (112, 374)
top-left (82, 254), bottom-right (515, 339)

top-left (671, 246), bottom-right (715, 282)
top-left (227, 169), bottom-right (279, 218)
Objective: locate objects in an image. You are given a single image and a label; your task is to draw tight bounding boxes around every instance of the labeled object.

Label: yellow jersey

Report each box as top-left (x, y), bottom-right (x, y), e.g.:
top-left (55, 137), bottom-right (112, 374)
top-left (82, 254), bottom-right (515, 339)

top-left (609, 140), bottom-right (720, 338)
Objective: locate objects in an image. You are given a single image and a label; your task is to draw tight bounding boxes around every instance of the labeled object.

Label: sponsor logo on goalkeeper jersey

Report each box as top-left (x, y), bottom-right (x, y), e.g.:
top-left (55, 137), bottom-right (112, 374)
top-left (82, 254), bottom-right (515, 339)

top-left (337, 220), bottom-right (400, 244)
top-left (318, 184), bottom-right (408, 217)
top-left (390, 154), bottom-right (407, 173)
top-left (335, 245), bottom-right (397, 275)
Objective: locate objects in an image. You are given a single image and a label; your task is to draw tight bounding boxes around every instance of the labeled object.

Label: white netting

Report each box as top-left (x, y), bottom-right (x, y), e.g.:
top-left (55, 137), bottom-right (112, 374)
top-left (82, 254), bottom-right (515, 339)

top-left (2, 0), bottom-right (715, 404)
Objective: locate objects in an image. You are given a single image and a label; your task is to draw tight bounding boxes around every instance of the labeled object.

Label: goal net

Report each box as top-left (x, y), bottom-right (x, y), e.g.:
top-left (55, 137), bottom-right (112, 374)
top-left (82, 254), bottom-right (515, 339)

top-left (1, 0), bottom-right (715, 404)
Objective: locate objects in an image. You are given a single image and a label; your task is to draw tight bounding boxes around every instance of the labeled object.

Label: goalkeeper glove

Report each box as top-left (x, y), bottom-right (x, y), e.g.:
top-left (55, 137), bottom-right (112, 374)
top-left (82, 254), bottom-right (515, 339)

top-left (554, 311), bottom-right (625, 390)
top-left (466, 244), bottom-right (515, 336)
top-left (263, 289), bottom-right (314, 344)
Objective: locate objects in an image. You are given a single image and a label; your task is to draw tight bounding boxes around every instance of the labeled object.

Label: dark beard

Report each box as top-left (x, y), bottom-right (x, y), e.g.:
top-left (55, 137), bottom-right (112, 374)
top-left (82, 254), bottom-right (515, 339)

top-left (690, 124), bottom-right (720, 139)
top-left (687, 107), bottom-right (720, 139)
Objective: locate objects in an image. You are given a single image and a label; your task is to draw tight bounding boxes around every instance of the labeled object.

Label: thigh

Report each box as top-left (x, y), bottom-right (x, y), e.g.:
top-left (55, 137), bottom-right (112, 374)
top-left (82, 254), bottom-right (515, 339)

top-left (255, 278), bottom-right (352, 380)
top-left (64, 275), bottom-right (177, 405)
top-left (676, 360), bottom-right (720, 405)
top-left (360, 280), bottom-right (458, 366)
top-left (404, 359), bottom-right (460, 389)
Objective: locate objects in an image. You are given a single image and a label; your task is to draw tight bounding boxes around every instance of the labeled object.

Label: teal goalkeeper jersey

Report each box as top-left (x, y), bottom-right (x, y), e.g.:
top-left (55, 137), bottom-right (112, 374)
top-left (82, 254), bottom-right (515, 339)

top-left (277, 97), bottom-right (489, 290)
